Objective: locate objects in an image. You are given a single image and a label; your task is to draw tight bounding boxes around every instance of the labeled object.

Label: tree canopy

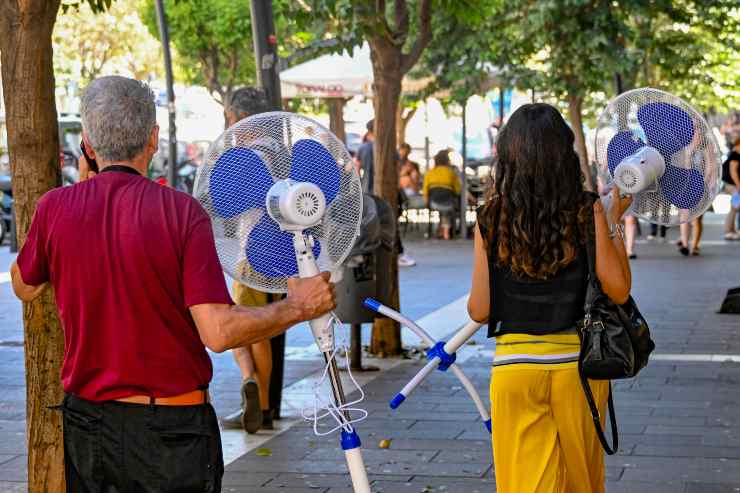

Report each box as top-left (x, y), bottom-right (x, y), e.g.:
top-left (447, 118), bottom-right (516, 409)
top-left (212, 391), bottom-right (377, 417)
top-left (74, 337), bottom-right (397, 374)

top-left (54, 1), bottom-right (162, 89)
top-left (139, 0), bottom-right (256, 105)
top-left (619, 1), bottom-right (740, 112)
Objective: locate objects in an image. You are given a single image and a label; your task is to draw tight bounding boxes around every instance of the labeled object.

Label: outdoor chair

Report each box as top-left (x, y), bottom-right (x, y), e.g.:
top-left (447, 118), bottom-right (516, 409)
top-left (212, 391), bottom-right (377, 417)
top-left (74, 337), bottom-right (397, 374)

top-left (400, 192), bottom-right (427, 236)
top-left (427, 187), bottom-right (459, 239)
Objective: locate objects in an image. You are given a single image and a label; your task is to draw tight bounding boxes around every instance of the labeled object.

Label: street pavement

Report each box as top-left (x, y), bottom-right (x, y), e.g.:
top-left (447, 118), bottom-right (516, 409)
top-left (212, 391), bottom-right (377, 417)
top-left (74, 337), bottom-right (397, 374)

top-left (1, 216), bottom-right (740, 491)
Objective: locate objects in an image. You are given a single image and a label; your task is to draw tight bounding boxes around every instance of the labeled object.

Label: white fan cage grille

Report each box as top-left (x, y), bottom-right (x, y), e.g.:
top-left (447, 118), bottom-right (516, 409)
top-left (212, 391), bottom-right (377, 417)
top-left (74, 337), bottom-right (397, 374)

top-left (593, 88), bottom-right (722, 226)
top-left (193, 112), bottom-right (362, 293)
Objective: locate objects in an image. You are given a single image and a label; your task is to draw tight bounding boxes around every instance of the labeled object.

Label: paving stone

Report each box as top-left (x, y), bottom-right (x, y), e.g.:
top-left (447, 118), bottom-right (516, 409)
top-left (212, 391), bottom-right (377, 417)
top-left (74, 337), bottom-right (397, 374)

top-left (0, 456), bottom-right (26, 482)
top-left (620, 467), bottom-right (740, 484)
top-left (266, 473), bottom-right (413, 489)
top-left (362, 438), bottom-right (489, 451)
top-left (265, 473), bottom-right (353, 489)
top-left (226, 488), bottom-right (329, 493)
top-left (305, 448), bottom-right (438, 463)
top-left (633, 445), bottom-right (740, 459)
top-left (0, 482), bottom-right (26, 493)
top-left (684, 483), bottom-right (740, 493)
top-left (605, 480), bottom-right (686, 493)
top-left (368, 411), bottom-right (480, 422)
top-left (373, 425), bottom-right (465, 440)
top-left (221, 471), bottom-right (275, 487)
top-left (370, 477), bottom-right (495, 493)
top-left (0, 455), bottom-right (19, 467)
top-left (229, 459), bottom-right (351, 475)
top-left (612, 415), bottom-right (707, 426)
top-left (371, 461), bottom-right (490, 478)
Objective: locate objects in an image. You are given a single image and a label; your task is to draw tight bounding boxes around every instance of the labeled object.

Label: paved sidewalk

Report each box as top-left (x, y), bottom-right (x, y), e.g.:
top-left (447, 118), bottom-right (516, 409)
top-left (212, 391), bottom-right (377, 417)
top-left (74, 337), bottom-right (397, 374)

top-left (0, 218), bottom-right (739, 491)
top-left (222, 219), bottom-right (740, 492)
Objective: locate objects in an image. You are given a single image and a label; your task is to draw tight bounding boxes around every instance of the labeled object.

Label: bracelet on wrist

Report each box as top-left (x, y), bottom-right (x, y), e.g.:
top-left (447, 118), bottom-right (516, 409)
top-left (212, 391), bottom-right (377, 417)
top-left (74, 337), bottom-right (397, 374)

top-left (609, 223), bottom-right (624, 240)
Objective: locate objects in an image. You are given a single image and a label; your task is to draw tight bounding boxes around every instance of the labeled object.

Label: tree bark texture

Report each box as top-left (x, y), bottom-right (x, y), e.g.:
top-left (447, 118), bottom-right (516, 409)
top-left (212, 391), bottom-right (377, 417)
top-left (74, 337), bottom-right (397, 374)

top-left (368, 38), bottom-right (403, 356)
top-left (567, 93), bottom-right (593, 191)
top-left (0, 1), bottom-right (65, 491)
top-left (328, 98), bottom-right (347, 145)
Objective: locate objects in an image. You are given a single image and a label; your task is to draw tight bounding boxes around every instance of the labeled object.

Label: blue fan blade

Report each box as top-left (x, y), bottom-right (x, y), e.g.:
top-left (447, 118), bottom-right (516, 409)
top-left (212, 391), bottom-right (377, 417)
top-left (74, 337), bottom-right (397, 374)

top-left (658, 165), bottom-right (704, 210)
top-left (246, 217), bottom-right (321, 278)
top-left (210, 147), bottom-right (273, 218)
top-left (607, 131), bottom-right (645, 175)
top-left (637, 102), bottom-right (694, 157)
top-left (290, 139), bottom-right (341, 203)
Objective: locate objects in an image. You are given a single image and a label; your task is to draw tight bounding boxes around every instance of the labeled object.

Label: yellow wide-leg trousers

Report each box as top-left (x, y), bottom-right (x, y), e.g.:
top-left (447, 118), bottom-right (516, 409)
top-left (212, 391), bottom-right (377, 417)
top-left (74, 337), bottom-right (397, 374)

top-left (490, 367), bottom-right (609, 493)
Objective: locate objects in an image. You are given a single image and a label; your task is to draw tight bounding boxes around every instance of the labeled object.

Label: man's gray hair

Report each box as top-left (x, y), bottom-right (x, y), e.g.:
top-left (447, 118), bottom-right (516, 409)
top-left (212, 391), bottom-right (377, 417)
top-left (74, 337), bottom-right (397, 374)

top-left (227, 87), bottom-right (271, 119)
top-left (81, 76), bottom-right (156, 162)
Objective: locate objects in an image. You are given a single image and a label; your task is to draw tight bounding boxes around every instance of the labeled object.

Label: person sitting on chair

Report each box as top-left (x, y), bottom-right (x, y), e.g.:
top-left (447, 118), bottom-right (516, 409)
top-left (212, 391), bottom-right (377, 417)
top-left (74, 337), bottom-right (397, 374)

top-left (423, 149), bottom-right (461, 239)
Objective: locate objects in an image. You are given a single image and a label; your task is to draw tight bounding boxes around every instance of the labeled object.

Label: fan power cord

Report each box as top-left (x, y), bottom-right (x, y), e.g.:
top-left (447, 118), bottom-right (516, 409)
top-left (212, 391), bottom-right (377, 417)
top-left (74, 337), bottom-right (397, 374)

top-left (301, 313), bottom-right (368, 437)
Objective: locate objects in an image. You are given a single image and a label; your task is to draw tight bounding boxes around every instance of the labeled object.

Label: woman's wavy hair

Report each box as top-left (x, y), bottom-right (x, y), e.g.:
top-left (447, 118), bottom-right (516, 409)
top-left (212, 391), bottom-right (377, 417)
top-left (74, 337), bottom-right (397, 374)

top-left (480, 103), bottom-right (591, 280)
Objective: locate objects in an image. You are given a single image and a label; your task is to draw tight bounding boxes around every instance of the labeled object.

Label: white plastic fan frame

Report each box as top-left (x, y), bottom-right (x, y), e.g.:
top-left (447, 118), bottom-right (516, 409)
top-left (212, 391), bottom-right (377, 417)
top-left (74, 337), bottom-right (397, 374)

top-left (193, 111), bottom-right (363, 294)
top-left (593, 88), bottom-right (722, 226)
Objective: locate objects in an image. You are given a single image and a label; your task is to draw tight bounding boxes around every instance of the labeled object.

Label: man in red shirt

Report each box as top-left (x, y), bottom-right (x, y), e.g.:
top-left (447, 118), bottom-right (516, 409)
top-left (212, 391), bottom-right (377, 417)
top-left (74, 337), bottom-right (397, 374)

top-left (10, 76), bottom-right (335, 492)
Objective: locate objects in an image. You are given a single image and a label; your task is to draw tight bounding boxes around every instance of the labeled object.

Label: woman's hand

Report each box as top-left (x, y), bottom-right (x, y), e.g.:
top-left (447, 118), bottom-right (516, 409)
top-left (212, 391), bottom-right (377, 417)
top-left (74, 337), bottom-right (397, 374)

top-left (605, 186), bottom-right (632, 224)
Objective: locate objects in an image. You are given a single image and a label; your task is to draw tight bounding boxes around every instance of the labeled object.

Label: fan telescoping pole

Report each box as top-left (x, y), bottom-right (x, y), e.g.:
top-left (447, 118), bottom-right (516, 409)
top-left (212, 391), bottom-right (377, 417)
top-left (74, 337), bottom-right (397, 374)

top-left (292, 232), bottom-right (371, 493)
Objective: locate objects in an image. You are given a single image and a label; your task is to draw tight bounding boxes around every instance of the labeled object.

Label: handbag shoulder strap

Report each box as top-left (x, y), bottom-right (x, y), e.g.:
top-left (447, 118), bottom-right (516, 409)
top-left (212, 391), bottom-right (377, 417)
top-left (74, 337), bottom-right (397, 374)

top-left (579, 367), bottom-right (619, 455)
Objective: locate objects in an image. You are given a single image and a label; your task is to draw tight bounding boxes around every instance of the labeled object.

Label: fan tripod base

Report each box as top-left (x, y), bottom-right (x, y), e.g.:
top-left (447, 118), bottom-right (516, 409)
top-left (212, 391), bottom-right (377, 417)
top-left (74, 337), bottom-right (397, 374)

top-left (339, 324), bottom-right (379, 372)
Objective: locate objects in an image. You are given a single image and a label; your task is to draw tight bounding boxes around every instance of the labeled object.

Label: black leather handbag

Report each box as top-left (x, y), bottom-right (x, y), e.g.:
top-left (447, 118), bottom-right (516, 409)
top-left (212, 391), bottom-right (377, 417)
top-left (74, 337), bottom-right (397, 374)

top-left (576, 204), bottom-right (655, 455)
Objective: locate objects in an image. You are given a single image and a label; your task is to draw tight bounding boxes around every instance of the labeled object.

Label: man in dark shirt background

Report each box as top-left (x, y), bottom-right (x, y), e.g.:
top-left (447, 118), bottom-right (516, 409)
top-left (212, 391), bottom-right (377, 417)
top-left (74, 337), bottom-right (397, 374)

top-left (356, 119), bottom-right (416, 267)
top-left (356, 119), bottom-right (375, 194)
top-left (11, 76), bottom-right (335, 492)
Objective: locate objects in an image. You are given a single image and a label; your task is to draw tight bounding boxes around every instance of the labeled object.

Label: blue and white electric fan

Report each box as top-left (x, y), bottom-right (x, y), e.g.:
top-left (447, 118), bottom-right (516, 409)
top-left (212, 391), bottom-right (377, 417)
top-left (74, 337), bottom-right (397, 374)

top-left (594, 88), bottom-right (722, 225)
top-left (193, 112), bottom-right (370, 493)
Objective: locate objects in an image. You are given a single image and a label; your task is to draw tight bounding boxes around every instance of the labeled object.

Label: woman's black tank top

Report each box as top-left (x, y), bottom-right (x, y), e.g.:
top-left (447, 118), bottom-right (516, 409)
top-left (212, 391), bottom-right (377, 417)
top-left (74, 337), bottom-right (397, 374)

top-left (477, 207), bottom-right (588, 337)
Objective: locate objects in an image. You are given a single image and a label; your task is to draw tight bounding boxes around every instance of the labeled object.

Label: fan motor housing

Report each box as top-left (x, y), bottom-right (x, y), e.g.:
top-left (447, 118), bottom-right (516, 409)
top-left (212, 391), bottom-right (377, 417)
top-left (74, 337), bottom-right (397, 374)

top-left (266, 179), bottom-right (327, 229)
top-left (613, 146), bottom-right (666, 195)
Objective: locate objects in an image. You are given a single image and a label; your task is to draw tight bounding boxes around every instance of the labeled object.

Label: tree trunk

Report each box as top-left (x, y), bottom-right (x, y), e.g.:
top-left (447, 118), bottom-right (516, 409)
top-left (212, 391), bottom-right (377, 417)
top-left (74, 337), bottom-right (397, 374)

top-left (368, 40), bottom-right (403, 356)
top-left (395, 105), bottom-right (417, 147)
top-left (328, 98), bottom-right (346, 145)
top-left (567, 93), bottom-right (593, 191)
top-left (0, 2), bottom-right (66, 491)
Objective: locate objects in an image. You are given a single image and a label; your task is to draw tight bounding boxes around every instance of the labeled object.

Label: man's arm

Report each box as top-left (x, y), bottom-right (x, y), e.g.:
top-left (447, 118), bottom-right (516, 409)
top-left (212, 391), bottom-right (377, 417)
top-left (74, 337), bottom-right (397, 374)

top-left (10, 262), bottom-right (46, 302)
top-left (190, 273), bottom-right (336, 353)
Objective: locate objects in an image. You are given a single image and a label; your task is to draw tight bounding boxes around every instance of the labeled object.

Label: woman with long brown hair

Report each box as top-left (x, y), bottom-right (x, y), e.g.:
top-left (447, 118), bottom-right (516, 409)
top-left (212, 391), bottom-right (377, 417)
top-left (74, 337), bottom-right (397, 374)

top-left (468, 103), bottom-right (632, 492)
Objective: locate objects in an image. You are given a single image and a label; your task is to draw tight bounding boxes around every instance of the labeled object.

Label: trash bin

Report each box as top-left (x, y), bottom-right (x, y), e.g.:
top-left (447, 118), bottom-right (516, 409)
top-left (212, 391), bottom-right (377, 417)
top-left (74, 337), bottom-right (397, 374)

top-left (334, 194), bottom-right (395, 370)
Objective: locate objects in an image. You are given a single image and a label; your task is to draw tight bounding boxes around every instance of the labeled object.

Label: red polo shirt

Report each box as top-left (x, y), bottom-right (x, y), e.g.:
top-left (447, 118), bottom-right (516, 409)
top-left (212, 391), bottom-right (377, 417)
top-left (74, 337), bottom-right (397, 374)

top-left (16, 167), bottom-right (233, 402)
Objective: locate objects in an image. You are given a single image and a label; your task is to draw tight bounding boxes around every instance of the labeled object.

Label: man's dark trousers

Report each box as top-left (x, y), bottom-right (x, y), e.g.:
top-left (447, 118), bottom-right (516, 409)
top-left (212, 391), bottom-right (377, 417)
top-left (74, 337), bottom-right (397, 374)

top-left (61, 394), bottom-right (223, 492)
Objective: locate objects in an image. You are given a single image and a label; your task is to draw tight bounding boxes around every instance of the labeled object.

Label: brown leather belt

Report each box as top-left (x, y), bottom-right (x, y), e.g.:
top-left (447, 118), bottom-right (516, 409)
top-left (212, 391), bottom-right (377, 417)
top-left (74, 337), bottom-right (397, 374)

top-left (115, 389), bottom-right (209, 406)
